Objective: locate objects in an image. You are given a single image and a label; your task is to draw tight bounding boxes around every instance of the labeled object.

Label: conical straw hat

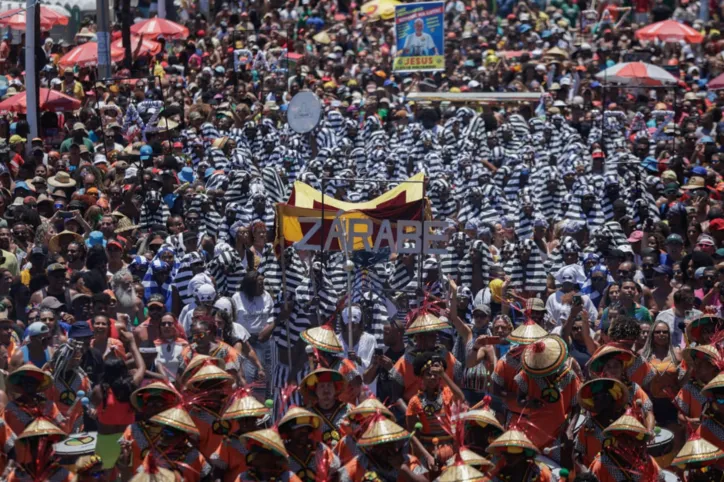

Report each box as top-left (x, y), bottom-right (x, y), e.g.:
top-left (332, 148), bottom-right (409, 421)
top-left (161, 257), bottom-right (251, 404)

top-left (8, 364), bottom-right (53, 391)
top-left (185, 364), bottom-right (233, 389)
top-left (300, 368), bottom-right (347, 396)
top-left (278, 406), bottom-right (321, 430)
top-left (577, 378), bottom-right (629, 413)
top-left (130, 381), bottom-right (181, 412)
top-left (357, 417), bottom-right (411, 447)
top-left (436, 463), bottom-right (486, 482)
top-left (507, 321), bottom-right (547, 345)
top-left (587, 345), bottom-right (636, 375)
top-left (17, 418), bottom-right (66, 440)
top-left (222, 392), bottom-right (269, 420)
top-left (686, 314), bottom-right (724, 345)
top-left (522, 336), bottom-right (568, 377)
top-left (150, 406), bottom-right (200, 437)
top-left (130, 466), bottom-right (177, 482)
top-left (301, 325), bottom-right (343, 353)
top-left (406, 312), bottom-right (450, 335)
top-left (179, 355), bottom-right (224, 384)
top-left (346, 398), bottom-right (394, 421)
top-left (463, 408), bottom-right (504, 433)
top-left (115, 216), bottom-right (140, 234)
top-left (446, 449), bottom-right (494, 469)
top-left (487, 429), bottom-right (539, 455)
top-left (684, 344), bottom-right (720, 365)
top-left (602, 412), bottom-right (650, 441)
top-left (702, 372), bottom-right (724, 397)
top-left (672, 435), bottom-right (724, 468)
top-left (242, 428), bottom-right (289, 458)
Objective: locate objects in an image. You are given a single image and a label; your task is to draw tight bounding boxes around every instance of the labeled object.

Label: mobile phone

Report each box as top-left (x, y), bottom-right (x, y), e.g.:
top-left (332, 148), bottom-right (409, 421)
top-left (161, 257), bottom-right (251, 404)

top-left (374, 347), bottom-right (383, 357)
top-left (573, 295), bottom-right (582, 306)
top-left (57, 211), bottom-right (73, 219)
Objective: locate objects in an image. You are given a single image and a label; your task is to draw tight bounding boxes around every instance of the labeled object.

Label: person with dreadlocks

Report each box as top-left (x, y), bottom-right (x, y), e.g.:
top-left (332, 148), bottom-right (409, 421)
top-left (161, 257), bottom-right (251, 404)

top-left (337, 412), bottom-right (428, 482)
top-left (278, 406), bottom-right (340, 482)
top-left (3, 364), bottom-right (65, 438)
top-left (177, 318), bottom-right (245, 386)
top-left (210, 388), bottom-right (270, 482)
top-left (483, 426), bottom-right (553, 482)
top-left (7, 418), bottom-right (71, 482)
top-left (574, 378), bottom-right (630, 467)
top-left (589, 410), bottom-right (662, 482)
top-left (182, 363), bottom-right (235, 461)
top-left (676, 345), bottom-right (722, 431)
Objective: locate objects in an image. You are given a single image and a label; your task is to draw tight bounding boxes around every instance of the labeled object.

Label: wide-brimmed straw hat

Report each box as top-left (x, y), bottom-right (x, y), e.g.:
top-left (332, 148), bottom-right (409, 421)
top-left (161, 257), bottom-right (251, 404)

top-left (463, 408), bottom-right (505, 434)
top-left (149, 406), bottom-right (200, 437)
top-left (406, 312), bottom-right (450, 335)
top-left (507, 320), bottom-right (547, 345)
top-left (436, 462), bottom-right (487, 482)
top-left (345, 397), bottom-right (394, 421)
top-left (357, 416), bottom-right (411, 447)
top-left (178, 355), bottom-right (225, 385)
top-left (242, 428), bottom-right (289, 458)
top-left (185, 364), bottom-right (234, 390)
top-left (487, 429), bottom-right (539, 455)
top-left (602, 411), bottom-right (651, 442)
top-left (522, 335), bottom-right (568, 377)
top-left (683, 344), bottom-right (721, 365)
top-left (222, 390), bottom-right (270, 420)
top-left (300, 368), bottom-right (346, 397)
top-left (445, 449), bottom-right (494, 469)
top-left (115, 216), bottom-right (140, 234)
top-left (8, 364), bottom-right (53, 391)
top-left (672, 434), bottom-right (724, 469)
top-left (17, 418), bottom-right (66, 441)
top-left (278, 406), bottom-right (321, 431)
top-left (577, 378), bottom-right (629, 413)
top-left (702, 372), bottom-right (724, 398)
top-left (130, 381), bottom-right (181, 412)
top-left (300, 325), bottom-right (343, 353)
top-left (686, 315), bottom-right (724, 345)
top-left (587, 345), bottom-right (636, 375)
top-left (48, 230), bottom-right (84, 254)
top-left (48, 171), bottom-right (77, 188)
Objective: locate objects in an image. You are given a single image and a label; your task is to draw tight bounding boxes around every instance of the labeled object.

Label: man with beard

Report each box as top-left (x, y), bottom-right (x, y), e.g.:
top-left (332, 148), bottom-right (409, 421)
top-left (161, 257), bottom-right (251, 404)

top-left (134, 293), bottom-right (182, 344)
top-left (111, 269), bottom-right (142, 326)
top-left (65, 241), bottom-right (86, 272)
top-left (98, 215), bottom-right (116, 241)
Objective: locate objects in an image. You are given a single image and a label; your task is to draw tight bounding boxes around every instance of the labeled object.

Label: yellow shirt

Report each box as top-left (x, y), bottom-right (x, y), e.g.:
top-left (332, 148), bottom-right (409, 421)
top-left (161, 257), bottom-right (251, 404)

top-left (61, 80), bottom-right (85, 101)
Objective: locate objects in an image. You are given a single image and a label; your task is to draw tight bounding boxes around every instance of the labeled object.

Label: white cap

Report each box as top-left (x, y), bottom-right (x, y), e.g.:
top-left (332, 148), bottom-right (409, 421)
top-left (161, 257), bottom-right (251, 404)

top-left (213, 297), bottom-right (233, 315)
top-left (341, 306), bottom-right (362, 325)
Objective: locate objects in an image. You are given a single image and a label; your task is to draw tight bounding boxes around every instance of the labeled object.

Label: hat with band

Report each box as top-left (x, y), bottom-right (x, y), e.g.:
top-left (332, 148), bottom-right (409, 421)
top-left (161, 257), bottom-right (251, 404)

top-left (437, 462), bottom-right (487, 482)
top-left (683, 345), bottom-right (721, 366)
top-left (406, 312), bottom-right (450, 335)
top-left (278, 406), bottom-right (321, 431)
top-left (301, 325), bottom-right (343, 353)
top-left (130, 381), bottom-right (181, 413)
top-left (486, 429), bottom-right (539, 456)
top-left (602, 410), bottom-right (651, 442)
top-left (672, 432), bottom-right (724, 470)
top-left (18, 418), bottom-right (66, 441)
top-left (222, 389), bottom-right (270, 420)
top-left (179, 355), bottom-right (225, 386)
top-left (149, 406), bottom-right (200, 437)
top-left (577, 378), bottom-right (629, 413)
top-left (242, 428), bottom-right (289, 458)
top-left (587, 345), bottom-right (636, 375)
top-left (522, 335), bottom-right (568, 378)
top-left (8, 364), bottom-right (53, 391)
top-left (346, 396), bottom-right (394, 421)
top-left (686, 315), bottom-right (724, 345)
top-left (301, 368), bottom-right (346, 398)
top-left (445, 450), bottom-right (494, 470)
top-left (702, 372), bottom-right (724, 398)
top-left (357, 414), bottom-right (411, 447)
top-left (507, 320), bottom-right (547, 345)
top-left (185, 364), bottom-right (234, 390)
top-left (464, 396), bottom-right (504, 433)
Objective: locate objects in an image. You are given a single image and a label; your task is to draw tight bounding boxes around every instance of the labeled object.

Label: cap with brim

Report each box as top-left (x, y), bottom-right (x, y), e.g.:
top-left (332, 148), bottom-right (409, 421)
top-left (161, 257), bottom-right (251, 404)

top-left (47, 171), bottom-right (76, 188)
top-left (672, 434), bottom-right (724, 469)
top-left (301, 368), bottom-right (346, 397)
top-left (222, 391), bottom-right (270, 420)
top-left (437, 462), bottom-right (487, 481)
top-left (346, 397), bottom-right (394, 421)
top-left (682, 176), bottom-right (707, 190)
top-left (8, 364), bottom-right (53, 391)
top-left (185, 364), bottom-right (233, 390)
top-left (357, 416), bottom-right (410, 447)
top-left (602, 412), bottom-right (651, 441)
top-left (242, 428), bottom-right (289, 458)
top-left (702, 373), bottom-right (724, 398)
top-left (278, 406), bottom-right (321, 431)
top-left (507, 320), bottom-right (547, 345)
top-left (179, 355), bottom-right (225, 385)
top-left (147, 298), bottom-right (165, 309)
top-left (406, 312), bottom-right (450, 335)
top-left (686, 315), bottom-right (724, 345)
top-left (683, 344), bottom-right (720, 365)
top-left (130, 382), bottom-right (181, 412)
top-left (487, 429), bottom-right (539, 455)
top-left (445, 450), bottom-right (494, 470)
top-left (17, 418), bottom-right (66, 440)
top-left (577, 378), bottom-right (629, 413)
top-left (300, 325), bottom-right (343, 353)
top-left (150, 406), bottom-right (200, 437)
top-left (587, 345), bottom-right (636, 375)
top-left (522, 336), bottom-right (568, 377)
top-left (115, 216), bottom-right (139, 234)
top-left (48, 230), bottom-right (84, 254)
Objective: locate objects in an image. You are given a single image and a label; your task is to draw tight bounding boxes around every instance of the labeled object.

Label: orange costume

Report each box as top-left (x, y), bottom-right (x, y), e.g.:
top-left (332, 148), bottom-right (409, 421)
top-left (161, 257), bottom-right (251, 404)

top-left (188, 407), bottom-right (228, 461)
top-left (310, 402), bottom-right (352, 449)
top-left (483, 460), bottom-right (553, 482)
top-left (337, 453), bottom-right (426, 482)
top-left (3, 398), bottom-right (64, 436)
top-left (406, 385), bottom-right (454, 449)
top-left (675, 380), bottom-right (708, 421)
top-left (90, 337), bottom-right (126, 360)
top-left (589, 452), bottom-right (661, 482)
top-left (211, 437), bottom-right (248, 482)
top-left (178, 341), bottom-right (243, 376)
top-left (491, 350), bottom-right (524, 416)
top-left (390, 349), bottom-right (459, 402)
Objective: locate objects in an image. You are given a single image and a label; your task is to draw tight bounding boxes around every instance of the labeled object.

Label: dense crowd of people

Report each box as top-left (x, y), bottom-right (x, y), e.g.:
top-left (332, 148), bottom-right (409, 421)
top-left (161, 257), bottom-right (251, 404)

top-left (5, 0), bottom-right (724, 480)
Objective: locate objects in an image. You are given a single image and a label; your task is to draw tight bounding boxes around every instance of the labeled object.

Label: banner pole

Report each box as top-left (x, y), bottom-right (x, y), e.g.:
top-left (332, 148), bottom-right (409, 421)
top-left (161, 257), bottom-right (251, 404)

top-left (276, 204), bottom-right (293, 369)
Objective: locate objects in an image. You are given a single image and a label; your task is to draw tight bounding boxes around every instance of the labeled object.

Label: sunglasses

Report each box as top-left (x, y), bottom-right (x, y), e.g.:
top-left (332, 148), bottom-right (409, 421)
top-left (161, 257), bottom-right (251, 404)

top-left (160, 322), bottom-right (175, 327)
top-left (571, 326), bottom-right (583, 332)
top-left (653, 330), bottom-right (669, 335)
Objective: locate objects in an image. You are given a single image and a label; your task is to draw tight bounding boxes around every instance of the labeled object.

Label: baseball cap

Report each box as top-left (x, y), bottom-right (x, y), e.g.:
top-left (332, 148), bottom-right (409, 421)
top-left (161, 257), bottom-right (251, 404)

top-left (666, 234), bottom-right (684, 245)
top-left (46, 263), bottom-right (66, 274)
top-left (38, 296), bottom-right (63, 311)
top-left (653, 265), bottom-right (674, 277)
top-left (698, 234), bottom-right (716, 246)
top-left (26, 322), bottom-right (49, 338)
top-left (147, 293), bottom-right (165, 308)
top-left (710, 219), bottom-right (724, 232)
top-left (472, 304), bottom-right (491, 315)
top-left (527, 298), bottom-right (546, 312)
top-left (627, 230), bottom-right (644, 243)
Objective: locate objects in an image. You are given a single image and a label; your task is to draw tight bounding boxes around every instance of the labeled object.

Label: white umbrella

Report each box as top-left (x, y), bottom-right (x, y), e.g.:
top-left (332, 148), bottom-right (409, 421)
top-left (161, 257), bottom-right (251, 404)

top-left (595, 62), bottom-right (678, 86)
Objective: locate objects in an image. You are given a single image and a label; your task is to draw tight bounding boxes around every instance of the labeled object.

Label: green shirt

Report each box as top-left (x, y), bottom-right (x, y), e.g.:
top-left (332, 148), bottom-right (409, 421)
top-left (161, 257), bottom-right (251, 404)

top-left (59, 137), bottom-right (95, 153)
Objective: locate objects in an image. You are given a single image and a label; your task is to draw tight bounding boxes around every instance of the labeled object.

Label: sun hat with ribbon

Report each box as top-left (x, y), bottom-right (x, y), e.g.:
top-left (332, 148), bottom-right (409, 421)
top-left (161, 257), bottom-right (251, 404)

top-left (686, 315), bottom-right (724, 345)
top-left (577, 378), bottom-right (629, 413)
top-left (602, 410), bottom-right (652, 442)
top-left (587, 345), bottom-right (637, 376)
top-left (301, 368), bottom-right (347, 399)
top-left (149, 405), bottom-right (201, 437)
top-left (345, 396), bottom-right (394, 421)
top-left (436, 462), bottom-right (487, 482)
top-left (222, 388), bottom-right (270, 421)
top-left (47, 171), bottom-right (77, 188)
top-left (130, 381), bottom-right (181, 413)
top-left (507, 319), bottom-right (548, 345)
top-left (356, 413), bottom-right (411, 447)
top-left (683, 344), bottom-right (721, 366)
top-left (242, 428), bottom-right (289, 458)
top-left (300, 324), bottom-right (343, 353)
top-left (486, 429), bottom-right (539, 456)
top-left (278, 406), bottom-right (321, 431)
top-left (464, 395), bottom-right (505, 434)
top-left (672, 432), bottom-right (724, 470)
top-left (17, 418), bottom-right (66, 441)
top-left (8, 364), bottom-right (53, 392)
top-left (522, 335), bottom-right (568, 378)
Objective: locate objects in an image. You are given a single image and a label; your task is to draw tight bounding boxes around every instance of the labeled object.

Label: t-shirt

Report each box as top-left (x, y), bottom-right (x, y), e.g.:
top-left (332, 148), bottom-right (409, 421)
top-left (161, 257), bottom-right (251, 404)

top-left (59, 136), bottom-right (95, 153)
top-left (231, 291), bottom-right (274, 335)
top-left (545, 291), bottom-right (598, 327)
top-left (0, 250), bottom-right (19, 277)
top-left (402, 32), bottom-right (437, 56)
top-left (600, 304), bottom-right (653, 332)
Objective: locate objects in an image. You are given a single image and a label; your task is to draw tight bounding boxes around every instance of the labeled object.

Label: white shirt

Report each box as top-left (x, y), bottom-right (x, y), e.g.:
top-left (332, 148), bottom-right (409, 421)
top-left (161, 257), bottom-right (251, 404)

top-left (341, 331), bottom-right (377, 370)
top-left (545, 291), bottom-right (598, 327)
top-left (155, 341), bottom-right (185, 381)
top-left (402, 32), bottom-right (437, 56)
top-left (232, 291), bottom-right (274, 335)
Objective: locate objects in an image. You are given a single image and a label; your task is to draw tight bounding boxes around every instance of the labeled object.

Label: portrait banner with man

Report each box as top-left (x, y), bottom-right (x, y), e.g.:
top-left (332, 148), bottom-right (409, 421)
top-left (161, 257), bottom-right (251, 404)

top-left (393, 1), bottom-right (445, 73)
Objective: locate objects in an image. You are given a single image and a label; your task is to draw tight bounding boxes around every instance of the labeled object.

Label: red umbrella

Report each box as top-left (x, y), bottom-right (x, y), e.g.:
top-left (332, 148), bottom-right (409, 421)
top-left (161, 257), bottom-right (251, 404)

top-left (0, 6), bottom-right (68, 31)
top-left (111, 34), bottom-right (162, 57)
top-left (130, 18), bottom-right (189, 40)
top-left (709, 73), bottom-right (724, 90)
top-left (595, 62), bottom-right (678, 86)
top-left (57, 41), bottom-right (125, 68)
top-left (0, 88), bottom-right (81, 114)
top-left (635, 20), bottom-right (704, 43)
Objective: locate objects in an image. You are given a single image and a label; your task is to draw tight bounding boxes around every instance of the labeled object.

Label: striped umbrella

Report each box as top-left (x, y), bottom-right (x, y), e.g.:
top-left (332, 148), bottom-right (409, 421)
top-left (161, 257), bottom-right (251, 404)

top-left (595, 62), bottom-right (678, 87)
top-left (130, 17), bottom-right (189, 40)
top-left (635, 20), bottom-right (703, 43)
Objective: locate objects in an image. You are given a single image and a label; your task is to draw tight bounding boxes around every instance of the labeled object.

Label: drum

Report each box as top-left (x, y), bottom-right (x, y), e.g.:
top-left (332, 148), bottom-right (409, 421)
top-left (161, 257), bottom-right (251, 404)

top-left (54, 431), bottom-right (98, 457)
top-left (647, 427), bottom-right (675, 468)
top-left (660, 470), bottom-right (681, 482)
